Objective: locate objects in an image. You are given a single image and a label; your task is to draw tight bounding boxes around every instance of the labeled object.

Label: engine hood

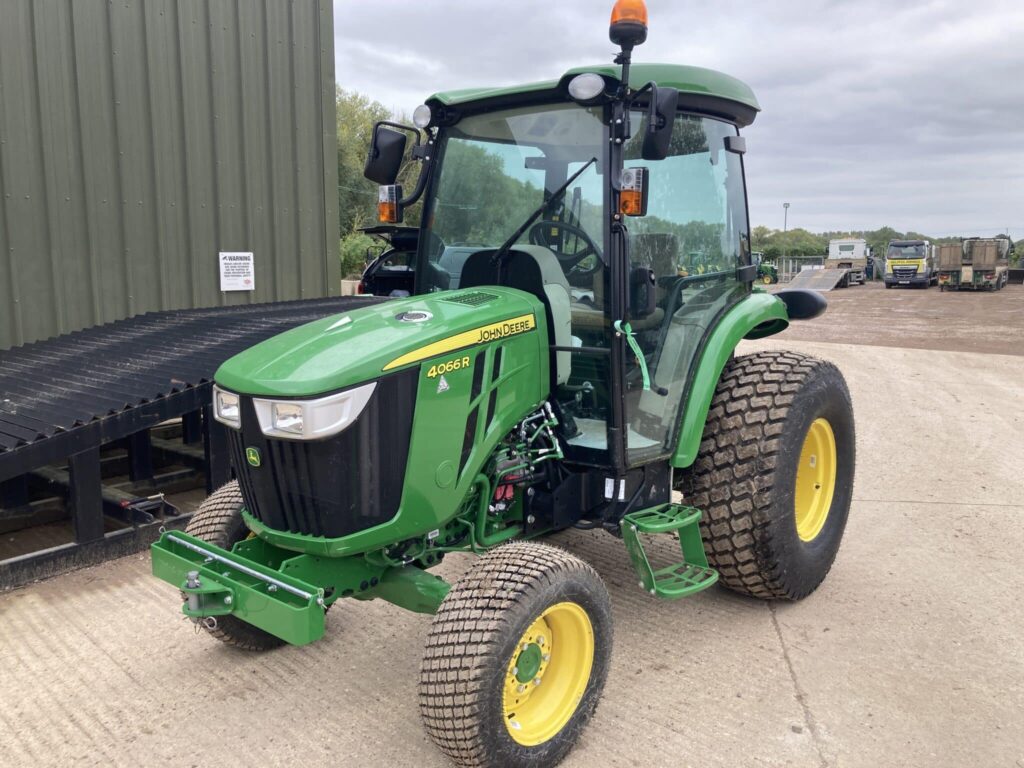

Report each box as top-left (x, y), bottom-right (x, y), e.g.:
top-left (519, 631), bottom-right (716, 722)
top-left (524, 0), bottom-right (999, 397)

top-left (214, 287), bottom-right (544, 397)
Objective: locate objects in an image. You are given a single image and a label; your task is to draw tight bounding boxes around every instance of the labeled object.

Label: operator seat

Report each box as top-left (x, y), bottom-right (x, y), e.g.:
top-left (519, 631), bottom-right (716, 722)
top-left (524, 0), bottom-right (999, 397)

top-left (460, 245), bottom-right (573, 386)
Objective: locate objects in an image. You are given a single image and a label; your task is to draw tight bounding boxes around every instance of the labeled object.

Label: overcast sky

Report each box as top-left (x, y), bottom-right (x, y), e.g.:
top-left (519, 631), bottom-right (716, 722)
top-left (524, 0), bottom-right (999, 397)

top-left (335, 1), bottom-right (1024, 237)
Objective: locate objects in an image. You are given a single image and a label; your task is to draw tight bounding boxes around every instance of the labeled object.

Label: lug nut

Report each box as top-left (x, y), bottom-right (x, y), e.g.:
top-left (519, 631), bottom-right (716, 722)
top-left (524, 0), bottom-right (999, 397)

top-left (543, 653), bottom-right (551, 662)
top-left (533, 677), bottom-right (542, 686)
top-left (516, 684), bottom-right (526, 693)
top-left (537, 636), bottom-right (545, 646)
top-left (512, 666), bottom-right (519, 676)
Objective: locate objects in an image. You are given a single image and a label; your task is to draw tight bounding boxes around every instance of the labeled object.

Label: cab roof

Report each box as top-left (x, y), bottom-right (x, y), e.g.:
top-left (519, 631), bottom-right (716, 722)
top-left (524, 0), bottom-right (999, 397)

top-left (427, 63), bottom-right (761, 127)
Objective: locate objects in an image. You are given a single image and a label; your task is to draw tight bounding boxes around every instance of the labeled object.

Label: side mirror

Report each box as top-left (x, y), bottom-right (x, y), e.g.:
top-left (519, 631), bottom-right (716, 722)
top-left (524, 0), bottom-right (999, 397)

top-left (629, 265), bottom-right (657, 318)
top-left (641, 84), bottom-right (678, 161)
top-left (364, 126), bottom-right (407, 185)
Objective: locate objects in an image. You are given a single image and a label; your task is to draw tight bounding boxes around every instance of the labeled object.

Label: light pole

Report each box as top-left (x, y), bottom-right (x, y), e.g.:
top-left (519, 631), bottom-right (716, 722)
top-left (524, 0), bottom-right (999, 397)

top-left (782, 202), bottom-right (790, 267)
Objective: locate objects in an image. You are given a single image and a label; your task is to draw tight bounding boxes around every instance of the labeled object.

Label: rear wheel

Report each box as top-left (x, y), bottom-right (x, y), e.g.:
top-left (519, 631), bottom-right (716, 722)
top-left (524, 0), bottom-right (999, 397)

top-left (677, 351), bottom-right (855, 600)
top-left (184, 481), bottom-right (286, 651)
top-left (420, 542), bottom-right (612, 768)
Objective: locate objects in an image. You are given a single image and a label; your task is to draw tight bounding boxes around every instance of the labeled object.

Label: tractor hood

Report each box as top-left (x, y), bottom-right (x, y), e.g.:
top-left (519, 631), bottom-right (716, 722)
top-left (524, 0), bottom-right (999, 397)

top-left (214, 287), bottom-right (545, 397)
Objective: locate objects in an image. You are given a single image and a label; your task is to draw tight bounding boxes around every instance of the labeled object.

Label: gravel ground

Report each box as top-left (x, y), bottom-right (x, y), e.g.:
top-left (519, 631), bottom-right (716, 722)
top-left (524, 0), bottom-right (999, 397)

top-left (772, 281), bottom-right (1024, 356)
top-left (1, 289), bottom-right (1022, 768)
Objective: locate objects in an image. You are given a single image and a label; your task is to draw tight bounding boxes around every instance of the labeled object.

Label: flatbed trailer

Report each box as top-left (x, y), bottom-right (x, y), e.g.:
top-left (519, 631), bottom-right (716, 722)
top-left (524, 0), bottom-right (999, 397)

top-left (825, 258), bottom-right (866, 284)
top-left (939, 239), bottom-right (1010, 291)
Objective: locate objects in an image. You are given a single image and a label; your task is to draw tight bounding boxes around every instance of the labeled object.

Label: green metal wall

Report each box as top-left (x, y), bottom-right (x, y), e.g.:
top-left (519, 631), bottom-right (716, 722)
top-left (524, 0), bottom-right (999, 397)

top-left (0, 0), bottom-right (340, 350)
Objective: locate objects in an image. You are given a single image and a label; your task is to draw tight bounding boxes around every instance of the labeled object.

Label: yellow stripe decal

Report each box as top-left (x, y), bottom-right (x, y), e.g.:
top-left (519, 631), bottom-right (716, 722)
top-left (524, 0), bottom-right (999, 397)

top-left (382, 314), bottom-right (536, 371)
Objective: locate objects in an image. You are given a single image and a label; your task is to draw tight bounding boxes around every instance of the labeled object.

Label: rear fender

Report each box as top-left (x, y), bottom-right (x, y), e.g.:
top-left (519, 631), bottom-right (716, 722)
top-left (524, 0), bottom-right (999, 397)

top-left (670, 292), bottom-right (789, 468)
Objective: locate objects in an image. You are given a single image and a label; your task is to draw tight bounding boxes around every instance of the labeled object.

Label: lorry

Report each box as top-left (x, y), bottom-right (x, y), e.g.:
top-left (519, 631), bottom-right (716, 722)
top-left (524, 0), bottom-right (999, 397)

top-left (884, 239), bottom-right (938, 288)
top-left (938, 237), bottom-right (1010, 291)
top-left (150, 3), bottom-right (856, 766)
top-left (827, 238), bottom-right (869, 284)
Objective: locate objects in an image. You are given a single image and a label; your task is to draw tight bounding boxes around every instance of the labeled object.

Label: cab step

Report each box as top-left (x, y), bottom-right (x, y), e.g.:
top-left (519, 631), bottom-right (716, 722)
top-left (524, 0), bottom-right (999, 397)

top-left (621, 504), bottom-right (718, 599)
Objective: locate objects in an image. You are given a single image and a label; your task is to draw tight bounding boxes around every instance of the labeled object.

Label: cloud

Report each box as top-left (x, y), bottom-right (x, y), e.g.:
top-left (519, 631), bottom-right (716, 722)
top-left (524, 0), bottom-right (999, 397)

top-left (335, 0), bottom-right (1024, 236)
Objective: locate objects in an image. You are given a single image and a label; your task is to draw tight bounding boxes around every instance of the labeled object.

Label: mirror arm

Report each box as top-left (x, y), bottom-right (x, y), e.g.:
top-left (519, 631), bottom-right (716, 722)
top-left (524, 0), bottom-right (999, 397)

top-left (398, 133), bottom-right (435, 208)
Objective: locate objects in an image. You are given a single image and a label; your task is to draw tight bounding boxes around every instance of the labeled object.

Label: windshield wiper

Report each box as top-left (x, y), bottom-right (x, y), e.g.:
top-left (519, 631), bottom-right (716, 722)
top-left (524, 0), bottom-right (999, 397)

top-left (491, 157), bottom-right (597, 264)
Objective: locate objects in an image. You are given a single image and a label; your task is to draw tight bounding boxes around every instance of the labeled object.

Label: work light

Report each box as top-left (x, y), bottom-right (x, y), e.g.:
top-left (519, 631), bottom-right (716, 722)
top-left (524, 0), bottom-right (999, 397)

top-left (568, 73), bottom-right (605, 103)
top-left (412, 104), bottom-right (432, 129)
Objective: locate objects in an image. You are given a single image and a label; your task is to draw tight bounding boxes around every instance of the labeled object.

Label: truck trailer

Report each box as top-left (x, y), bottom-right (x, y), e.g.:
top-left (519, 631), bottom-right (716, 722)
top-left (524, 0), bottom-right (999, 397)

top-left (938, 238), bottom-right (1010, 291)
top-left (885, 240), bottom-right (937, 288)
top-left (827, 238), bottom-right (868, 284)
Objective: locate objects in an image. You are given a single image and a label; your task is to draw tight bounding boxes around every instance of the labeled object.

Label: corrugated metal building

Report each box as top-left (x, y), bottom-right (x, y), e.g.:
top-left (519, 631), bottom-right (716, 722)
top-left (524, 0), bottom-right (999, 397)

top-left (0, 0), bottom-right (339, 350)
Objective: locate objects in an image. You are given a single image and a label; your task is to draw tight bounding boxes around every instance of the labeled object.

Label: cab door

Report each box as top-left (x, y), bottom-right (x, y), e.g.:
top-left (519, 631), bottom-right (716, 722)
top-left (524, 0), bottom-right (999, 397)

top-left (619, 112), bottom-right (751, 465)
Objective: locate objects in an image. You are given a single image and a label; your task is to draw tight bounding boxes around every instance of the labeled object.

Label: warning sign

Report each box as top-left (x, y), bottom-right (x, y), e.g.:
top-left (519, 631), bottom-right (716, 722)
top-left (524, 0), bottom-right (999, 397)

top-left (219, 252), bottom-right (255, 291)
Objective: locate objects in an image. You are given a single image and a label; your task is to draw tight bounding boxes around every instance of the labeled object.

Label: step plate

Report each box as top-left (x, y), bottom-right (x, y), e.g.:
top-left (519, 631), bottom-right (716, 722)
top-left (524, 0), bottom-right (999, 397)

top-left (622, 504), bottom-right (718, 600)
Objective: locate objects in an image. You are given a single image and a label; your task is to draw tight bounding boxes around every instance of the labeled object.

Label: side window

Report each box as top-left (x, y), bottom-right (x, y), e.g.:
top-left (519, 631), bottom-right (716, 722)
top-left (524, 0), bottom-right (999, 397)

top-left (621, 114), bottom-right (750, 462)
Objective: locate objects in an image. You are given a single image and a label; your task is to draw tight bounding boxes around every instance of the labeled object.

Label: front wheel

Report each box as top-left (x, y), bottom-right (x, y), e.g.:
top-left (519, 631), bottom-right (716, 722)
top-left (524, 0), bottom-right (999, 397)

top-left (677, 351), bottom-right (855, 600)
top-left (419, 542), bottom-right (612, 768)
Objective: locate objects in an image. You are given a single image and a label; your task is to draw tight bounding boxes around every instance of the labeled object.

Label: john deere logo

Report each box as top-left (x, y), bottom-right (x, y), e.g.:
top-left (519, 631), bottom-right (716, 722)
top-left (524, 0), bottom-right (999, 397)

top-left (245, 447), bottom-right (261, 467)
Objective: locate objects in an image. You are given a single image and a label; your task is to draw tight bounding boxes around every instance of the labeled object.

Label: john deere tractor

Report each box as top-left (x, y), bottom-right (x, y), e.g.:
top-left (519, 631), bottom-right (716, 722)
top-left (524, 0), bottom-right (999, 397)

top-left (151, 3), bottom-right (854, 765)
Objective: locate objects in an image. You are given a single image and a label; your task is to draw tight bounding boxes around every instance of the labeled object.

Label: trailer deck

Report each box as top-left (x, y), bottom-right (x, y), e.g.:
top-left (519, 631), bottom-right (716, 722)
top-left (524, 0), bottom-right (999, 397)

top-left (785, 268), bottom-right (856, 291)
top-left (0, 296), bottom-right (385, 586)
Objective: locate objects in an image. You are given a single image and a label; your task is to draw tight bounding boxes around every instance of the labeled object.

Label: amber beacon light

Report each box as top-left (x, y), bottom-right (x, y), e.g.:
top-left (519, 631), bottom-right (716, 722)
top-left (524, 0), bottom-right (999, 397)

top-left (609, 0), bottom-right (648, 48)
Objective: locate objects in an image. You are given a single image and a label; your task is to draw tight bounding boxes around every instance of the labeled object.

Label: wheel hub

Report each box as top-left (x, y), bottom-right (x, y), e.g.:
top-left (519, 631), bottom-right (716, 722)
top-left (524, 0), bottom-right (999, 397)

top-left (502, 602), bottom-right (594, 747)
top-left (794, 417), bottom-right (838, 542)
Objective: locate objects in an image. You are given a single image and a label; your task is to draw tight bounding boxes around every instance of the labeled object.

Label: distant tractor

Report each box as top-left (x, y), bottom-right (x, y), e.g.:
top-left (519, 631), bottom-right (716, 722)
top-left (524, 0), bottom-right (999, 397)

top-left (752, 250), bottom-right (778, 284)
top-left (827, 238), bottom-right (868, 284)
top-left (885, 239), bottom-right (938, 288)
top-left (938, 238), bottom-right (1010, 291)
top-left (150, 3), bottom-right (856, 766)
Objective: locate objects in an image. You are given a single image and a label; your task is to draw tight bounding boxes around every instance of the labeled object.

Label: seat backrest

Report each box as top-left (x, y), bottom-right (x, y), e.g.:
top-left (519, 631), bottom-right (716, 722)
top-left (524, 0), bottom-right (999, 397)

top-left (460, 246), bottom-right (572, 386)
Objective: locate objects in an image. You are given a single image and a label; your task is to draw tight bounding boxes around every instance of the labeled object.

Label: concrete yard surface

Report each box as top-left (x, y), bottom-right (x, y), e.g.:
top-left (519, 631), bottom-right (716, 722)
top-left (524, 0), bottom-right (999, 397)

top-left (2, 338), bottom-right (1023, 767)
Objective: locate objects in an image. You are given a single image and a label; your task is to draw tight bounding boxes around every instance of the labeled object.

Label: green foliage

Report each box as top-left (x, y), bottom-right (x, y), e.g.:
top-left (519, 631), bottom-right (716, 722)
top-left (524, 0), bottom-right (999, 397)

top-left (337, 88), bottom-right (390, 236)
top-left (430, 140), bottom-right (542, 246)
top-left (335, 88), bottom-right (423, 277)
top-left (339, 232), bottom-right (378, 280)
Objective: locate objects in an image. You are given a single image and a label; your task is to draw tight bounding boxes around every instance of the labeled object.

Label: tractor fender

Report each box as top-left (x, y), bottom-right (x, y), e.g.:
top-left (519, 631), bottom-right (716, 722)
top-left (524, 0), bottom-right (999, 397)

top-left (670, 292), bottom-right (789, 468)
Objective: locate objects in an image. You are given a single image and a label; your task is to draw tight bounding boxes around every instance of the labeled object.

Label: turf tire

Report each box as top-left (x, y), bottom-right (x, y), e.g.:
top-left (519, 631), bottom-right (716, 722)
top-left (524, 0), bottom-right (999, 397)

top-left (184, 480), bottom-right (286, 651)
top-left (677, 350), bottom-right (855, 600)
top-left (419, 541), bottom-right (612, 768)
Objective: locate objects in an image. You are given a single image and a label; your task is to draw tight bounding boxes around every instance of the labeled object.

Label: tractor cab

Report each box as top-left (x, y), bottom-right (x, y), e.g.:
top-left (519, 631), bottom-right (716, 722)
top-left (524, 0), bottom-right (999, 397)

top-left (366, 60), bottom-right (762, 474)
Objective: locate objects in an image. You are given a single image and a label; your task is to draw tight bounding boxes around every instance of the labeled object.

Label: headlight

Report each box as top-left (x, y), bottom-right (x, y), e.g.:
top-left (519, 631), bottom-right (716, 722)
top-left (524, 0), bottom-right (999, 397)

top-left (271, 402), bottom-right (304, 435)
top-left (252, 382), bottom-right (377, 440)
top-left (213, 386), bottom-right (241, 428)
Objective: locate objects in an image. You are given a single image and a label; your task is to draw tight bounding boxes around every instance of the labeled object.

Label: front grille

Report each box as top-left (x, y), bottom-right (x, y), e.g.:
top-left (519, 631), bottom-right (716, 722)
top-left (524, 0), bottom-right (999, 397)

top-left (893, 267), bottom-right (918, 279)
top-left (228, 369), bottom-right (418, 538)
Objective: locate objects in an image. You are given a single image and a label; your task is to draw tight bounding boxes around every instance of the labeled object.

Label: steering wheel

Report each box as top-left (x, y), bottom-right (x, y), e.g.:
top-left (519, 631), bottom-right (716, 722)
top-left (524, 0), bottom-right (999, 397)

top-left (528, 220), bottom-right (603, 274)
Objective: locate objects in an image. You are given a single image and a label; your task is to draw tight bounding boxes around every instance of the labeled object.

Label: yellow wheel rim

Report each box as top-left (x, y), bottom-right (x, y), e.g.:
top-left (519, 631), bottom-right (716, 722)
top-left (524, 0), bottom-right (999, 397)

top-left (794, 417), bottom-right (837, 542)
top-left (762, 275), bottom-right (773, 284)
top-left (502, 601), bottom-right (594, 747)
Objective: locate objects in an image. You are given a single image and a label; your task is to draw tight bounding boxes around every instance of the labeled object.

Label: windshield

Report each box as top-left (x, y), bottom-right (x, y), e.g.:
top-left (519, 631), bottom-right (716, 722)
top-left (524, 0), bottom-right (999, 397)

top-left (418, 103), bottom-right (606, 293)
top-left (888, 244), bottom-right (925, 258)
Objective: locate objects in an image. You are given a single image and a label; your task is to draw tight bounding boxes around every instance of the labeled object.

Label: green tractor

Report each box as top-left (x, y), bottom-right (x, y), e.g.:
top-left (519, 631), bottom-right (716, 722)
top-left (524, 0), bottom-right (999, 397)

top-left (753, 250), bottom-right (779, 284)
top-left (151, 3), bottom-right (854, 765)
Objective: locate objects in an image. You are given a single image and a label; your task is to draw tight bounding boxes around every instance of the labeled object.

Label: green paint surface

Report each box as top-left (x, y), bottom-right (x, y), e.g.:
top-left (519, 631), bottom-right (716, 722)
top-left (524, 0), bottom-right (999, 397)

top-left (214, 287), bottom-right (543, 397)
top-left (429, 63), bottom-right (759, 113)
top-left (670, 292), bottom-right (788, 468)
